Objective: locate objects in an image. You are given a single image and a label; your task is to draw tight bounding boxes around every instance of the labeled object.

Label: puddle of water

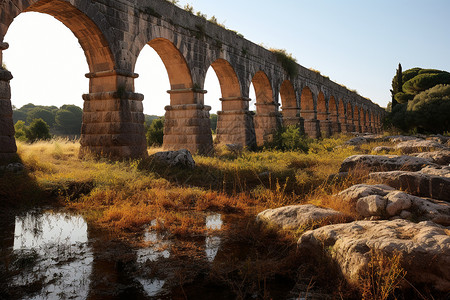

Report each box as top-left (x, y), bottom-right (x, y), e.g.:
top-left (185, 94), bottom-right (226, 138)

top-left (136, 229), bottom-right (171, 264)
top-left (206, 213), bottom-right (223, 230)
top-left (10, 211), bottom-right (93, 300)
top-left (137, 277), bottom-right (166, 297)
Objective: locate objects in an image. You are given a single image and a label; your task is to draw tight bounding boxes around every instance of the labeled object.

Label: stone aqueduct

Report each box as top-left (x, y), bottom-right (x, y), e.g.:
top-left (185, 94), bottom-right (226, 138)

top-left (0, 0), bottom-right (385, 160)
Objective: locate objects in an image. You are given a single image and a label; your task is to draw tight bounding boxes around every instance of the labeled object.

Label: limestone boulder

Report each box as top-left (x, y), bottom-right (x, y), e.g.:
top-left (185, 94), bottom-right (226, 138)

top-left (411, 150), bottom-right (450, 166)
top-left (387, 135), bottom-right (422, 143)
top-left (394, 139), bottom-right (448, 154)
top-left (336, 184), bottom-right (450, 224)
top-left (339, 155), bottom-right (431, 173)
top-left (150, 149), bottom-right (195, 169)
top-left (345, 135), bottom-right (376, 146)
top-left (419, 165), bottom-right (450, 178)
top-left (297, 219), bottom-right (450, 291)
top-left (336, 184), bottom-right (395, 206)
top-left (369, 171), bottom-right (450, 202)
top-left (256, 204), bottom-right (346, 230)
top-left (372, 146), bottom-right (393, 154)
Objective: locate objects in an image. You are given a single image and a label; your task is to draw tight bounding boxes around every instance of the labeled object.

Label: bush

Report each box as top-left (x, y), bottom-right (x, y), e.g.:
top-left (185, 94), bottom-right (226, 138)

top-left (406, 84), bottom-right (450, 133)
top-left (14, 120), bottom-right (28, 141)
top-left (26, 118), bottom-right (51, 142)
top-left (267, 125), bottom-right (309, 152)
top-left (146, 118), bottom-right (164, 146)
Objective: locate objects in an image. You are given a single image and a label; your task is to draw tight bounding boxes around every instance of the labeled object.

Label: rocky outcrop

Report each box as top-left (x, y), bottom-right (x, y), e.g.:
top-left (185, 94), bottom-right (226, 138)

top-left (344, 135), bottom-right (379, 146)
top-left (339, 155), bottom-right (432, 173)
top-left (257, 204), bottom-right (347, 230)
top-left (394, 140), bottom-right (448, 154)
top-left (150, 149), bottom-right (195, 169)
top-left (411, 149), bottom-right (450, 165)
top-left (297, 219), bottom-right (450, 291)
top-left (372, 146), bottom-right (393, 153)
top-left (369, 171), bottom-right (450, 202)
top-left (336, 184), bottom-right (450, 225)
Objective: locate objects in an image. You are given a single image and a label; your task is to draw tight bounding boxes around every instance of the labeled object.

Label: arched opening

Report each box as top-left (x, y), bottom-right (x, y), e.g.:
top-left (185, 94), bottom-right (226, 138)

top-left (280, 80), bottom-right (299, 126)
top-left (354, 105), bottom-right (361, 132)
top-left (338, 99), bottom-right (347, 132)
top-left (252, 71), bottom-right (277, 146)
top-left (329, 96), bottom-right (339, 134)
top-left (205, 59), bottom-right (254, 146)
top-left (0, 0), bottom-right (131, 159)
top-left (317, 91), bottom-right (330, 137)
top-left (136, 37), bottom-right (211, 153)
top-left (300, 86), bottom-right (314, 115)
top-left (346, 103), bottom-right (354, 132)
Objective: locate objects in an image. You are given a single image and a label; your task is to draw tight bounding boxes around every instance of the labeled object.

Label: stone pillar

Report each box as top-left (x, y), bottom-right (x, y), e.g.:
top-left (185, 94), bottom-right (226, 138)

top-left (330, 113), bottom-right (341, 134)
top-left (300, 110), bottom-right (320, 139)
top-left (338, 115), bottom-right (349, 133)
top-left (281, 107), bottom-right (301, 127)
top-left (216, 97), bottom-right (256, 148)
top-left (0, 42), bottom-right (17, 164)
top-left (81, 70), bottom-right (147, 159)
top-left (317, 112), bottom-right (332, 138)
top-left (254, 102), bottom-right (280, 146)
top-left (164, 89), bottom-right (213, 155)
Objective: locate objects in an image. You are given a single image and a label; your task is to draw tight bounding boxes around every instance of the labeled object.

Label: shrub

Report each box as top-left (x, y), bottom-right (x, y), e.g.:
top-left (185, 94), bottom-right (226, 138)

top-left (26, 118), bottom-right (51, 142)
top-left (268, 125), bottom-right (309, 152)
top-left (269, 48), bottom-right (298, 78)
top-left (14, 120), bottom-right (28, 141)
top-left (146, 118), bottom-right (164, 146)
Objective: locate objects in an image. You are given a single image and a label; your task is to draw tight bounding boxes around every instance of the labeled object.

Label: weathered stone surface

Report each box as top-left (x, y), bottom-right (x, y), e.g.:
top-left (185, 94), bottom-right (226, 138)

top-left (369, 171), bottom-right (450, 202)
top-left (420, 165), bottom-right (450, 178)
top-left (372, 146), bottom-right (393, 153)
top-left (344, 135), bottom-right (380, 146)
top-left (395, 139), bottom-right (448, 154)
top-left (339, 155), bottom-right (431, 173)
top-left (411, 150), bottom-right (450, 165)
top-left (0, 0), bottom-right (385, 160)
top-left (256, 204), bottom-right (345, 230)
top-left (336, 184), bottom-right (450, 224)
top-left (150, 149), bottom-right (195, 169)
top-left (297, 219), bottom-right (450, 291)
top-left (387, 135), bottom-right (422, 143)
top-left (336, 184), bottom-right (395, 205)
top-left (356, 195), bottom-right (387, 217)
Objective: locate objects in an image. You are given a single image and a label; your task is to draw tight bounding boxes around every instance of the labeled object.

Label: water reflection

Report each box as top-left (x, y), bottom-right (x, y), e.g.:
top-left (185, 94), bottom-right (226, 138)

top-left (205, 214), bottom-right (223, 262)
top-left (136, 228), bottom-right (171, 264)
top-left (11, 211), bottom-right (92, 300)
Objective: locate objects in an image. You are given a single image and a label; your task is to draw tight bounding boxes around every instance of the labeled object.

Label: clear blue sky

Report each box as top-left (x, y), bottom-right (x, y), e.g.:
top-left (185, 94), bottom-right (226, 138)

top-left (4, 0), bottom-right (450, 116)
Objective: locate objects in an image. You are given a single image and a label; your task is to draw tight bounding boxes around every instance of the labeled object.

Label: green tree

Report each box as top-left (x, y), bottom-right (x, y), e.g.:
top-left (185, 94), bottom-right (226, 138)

top-left (210, 114), bottom-right (218, 133)
top-left (13, 110), bottom-right (27, 124)
top-left (14, 120), bottom-right (28, 141)
top-left (55, 109), bottom-right (82, 134)
top-left (26, 118), bottom-right (51, 142)
top-left (146, 118), bottom-right (164, 146)
top-left (406, 84), bottom-right (450, 133)
top-left (26, 107), bottom-right (56, 127)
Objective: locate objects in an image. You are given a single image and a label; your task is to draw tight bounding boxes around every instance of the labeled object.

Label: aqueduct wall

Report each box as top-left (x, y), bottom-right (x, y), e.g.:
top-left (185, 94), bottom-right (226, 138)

top-left (0, 0), bottom-right (385, 160)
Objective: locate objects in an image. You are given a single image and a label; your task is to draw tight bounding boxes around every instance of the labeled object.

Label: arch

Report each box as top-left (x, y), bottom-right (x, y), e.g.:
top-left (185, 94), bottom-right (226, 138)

top-left (20, 0), bottom-right (115, 74)
top-left (147, 38), bottom-right (193, 90)
top-left (210, 58), bottom-right (241, 98)
top-left (280, 80), bottom-right (297, 109)
top-left (252, 71), bottom-right (274, 110)
top-left (317, 91), bottom-right (327, 114)
top-left (346, 102), bottom-right (354, 124)
top-left (329, 96), bottom-right (338, 115)
top-left (300, 86), bottom-right (314, 112)
top-left (338, 99), bottom-right (346, 119)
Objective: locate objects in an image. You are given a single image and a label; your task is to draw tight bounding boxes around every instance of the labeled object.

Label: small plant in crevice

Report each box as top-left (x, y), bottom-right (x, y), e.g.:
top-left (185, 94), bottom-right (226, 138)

top-left (270, 48), bottom-right (298, 78)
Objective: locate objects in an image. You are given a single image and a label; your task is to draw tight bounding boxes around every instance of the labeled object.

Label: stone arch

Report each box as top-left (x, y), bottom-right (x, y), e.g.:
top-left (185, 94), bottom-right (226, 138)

top-left (137, 37), bottom-right (211, 153)
top-left (329, 96), bottom-right (340, 134)
top-left (317, 91), bottom-right (331, 137)
top-left (3, 0), bottom-right (115, 76)
top-left (252, 71), bottom-right (278, 145)
top-left (317, 91), bottom-right (327, 114)
top-left (280, 80), bottom-right (299, 126)
top-left (209, 58), bottom-right (255, 147)
top-left (300, 86), bottom-right (314, 114)
top-left (0, 0), bottom-right (148, 160)
top-left (346, 102), bottom-right (355, 132)
top-left (300, 86), bottom-right (320, 138)
top-left (354, 105), bottom-right (361, 132)
top-left (147, 38), bottom-right (193, 92)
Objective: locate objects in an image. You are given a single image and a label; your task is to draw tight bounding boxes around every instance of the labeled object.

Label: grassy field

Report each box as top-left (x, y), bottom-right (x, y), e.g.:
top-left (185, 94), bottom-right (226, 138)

top-left (1, 135), bottom-right (388, 235)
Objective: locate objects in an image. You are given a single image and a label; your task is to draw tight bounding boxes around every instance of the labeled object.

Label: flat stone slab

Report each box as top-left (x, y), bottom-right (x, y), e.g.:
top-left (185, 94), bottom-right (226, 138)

top-left (339, 155), bottom-right (432, 173)
top-left (411, 150), bottom-right (450, 165)
top-left (297, 219), bottom-right (450, 291)
top-left (256, 204), bottom-right (346, 230)
top-left (394, 140), bottom-right (448, 154)
top-left (369, 170), bottom-right (450, 202)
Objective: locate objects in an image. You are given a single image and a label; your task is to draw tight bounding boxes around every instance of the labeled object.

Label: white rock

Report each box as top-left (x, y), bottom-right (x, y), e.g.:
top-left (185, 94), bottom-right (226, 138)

top-left (385, 191), bottom-right (413, 216)
top-left (356, 195), bottom-right (387, 217)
